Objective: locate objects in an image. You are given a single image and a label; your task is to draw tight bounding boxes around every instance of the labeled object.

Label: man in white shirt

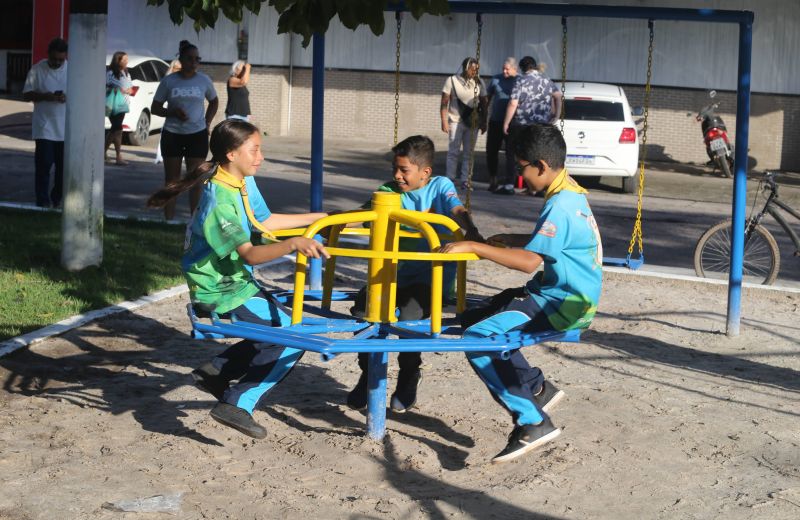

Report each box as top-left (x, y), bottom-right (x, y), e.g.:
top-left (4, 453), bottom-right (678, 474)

top-left (23, 38), bottom-right (68, 208)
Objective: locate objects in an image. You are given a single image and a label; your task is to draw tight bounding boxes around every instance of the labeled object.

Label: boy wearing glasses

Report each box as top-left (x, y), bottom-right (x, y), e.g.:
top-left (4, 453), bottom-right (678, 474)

top-left (439, 124), bottom-right (602, 464)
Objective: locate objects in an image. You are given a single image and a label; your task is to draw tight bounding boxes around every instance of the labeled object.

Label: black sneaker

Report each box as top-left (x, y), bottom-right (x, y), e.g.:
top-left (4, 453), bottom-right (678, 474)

top-left (494, 185), bottom-right (516, 195)
top-left (532, 380), bottom-right (565, 413)
top-left (346, 373), bottom-right (368, 410)
top-left (390, 369), bottom-right (422, 412)
top-left (491, 419), bottom-right (561, 464)
top-left (191, 362), bottom-right (229, 401)
top-left (209, 402), bottom-right (267, 439)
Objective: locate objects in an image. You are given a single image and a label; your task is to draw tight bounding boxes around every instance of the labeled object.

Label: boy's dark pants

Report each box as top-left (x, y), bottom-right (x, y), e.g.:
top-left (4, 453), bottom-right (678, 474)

top-left (351, 283), bottom-right (432, 372)
top-left (460, 287), bottom-right (551, 424)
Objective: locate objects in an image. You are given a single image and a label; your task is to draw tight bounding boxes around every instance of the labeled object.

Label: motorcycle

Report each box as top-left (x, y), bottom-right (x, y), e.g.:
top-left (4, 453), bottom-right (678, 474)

top-left (695, 90), bottom-right (734, 178)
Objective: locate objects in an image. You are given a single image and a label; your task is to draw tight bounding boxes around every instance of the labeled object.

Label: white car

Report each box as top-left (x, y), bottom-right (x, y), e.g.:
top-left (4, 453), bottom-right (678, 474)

top-left (558, 82), bottom-right (641, 193)
top-left (104, 54), bottom-right (168, 145)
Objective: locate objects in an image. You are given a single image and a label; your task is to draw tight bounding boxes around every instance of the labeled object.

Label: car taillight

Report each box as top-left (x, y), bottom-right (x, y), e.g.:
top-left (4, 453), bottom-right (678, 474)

top-left (619, 127), bottom-right (636, 143)
top-left (129, 86), bottom-right (139, 96)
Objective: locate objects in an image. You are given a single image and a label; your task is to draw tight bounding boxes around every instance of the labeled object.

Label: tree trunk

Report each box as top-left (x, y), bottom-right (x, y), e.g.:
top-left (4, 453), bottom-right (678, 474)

top-left (61, 0), bottom-right (107, 271)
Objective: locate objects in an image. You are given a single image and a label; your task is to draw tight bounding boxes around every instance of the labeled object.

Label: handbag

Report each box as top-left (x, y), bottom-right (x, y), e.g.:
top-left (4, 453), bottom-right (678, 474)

top-left (452, 77), bottom-right (475, 122)
top-left (105, 87), bottom-right (129, 117)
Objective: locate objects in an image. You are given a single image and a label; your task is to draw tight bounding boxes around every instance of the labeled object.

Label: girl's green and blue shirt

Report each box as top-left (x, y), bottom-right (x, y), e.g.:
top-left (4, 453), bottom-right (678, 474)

top-left (182, 173), bottom-right (270, 314)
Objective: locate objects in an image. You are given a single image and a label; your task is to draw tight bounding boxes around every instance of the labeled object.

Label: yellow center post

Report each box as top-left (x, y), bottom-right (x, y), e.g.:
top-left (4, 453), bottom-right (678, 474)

top-left (290, 192), bottom-right (480, 334)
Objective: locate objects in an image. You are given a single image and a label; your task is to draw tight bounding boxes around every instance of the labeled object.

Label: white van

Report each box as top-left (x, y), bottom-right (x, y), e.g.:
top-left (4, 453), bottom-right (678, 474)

top-left (558, 82), bottom-right (641, 193)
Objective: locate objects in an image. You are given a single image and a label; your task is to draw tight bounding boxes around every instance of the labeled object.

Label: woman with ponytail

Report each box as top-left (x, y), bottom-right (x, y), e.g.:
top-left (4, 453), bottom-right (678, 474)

top-left (149, 119), bottom-right (328, 439)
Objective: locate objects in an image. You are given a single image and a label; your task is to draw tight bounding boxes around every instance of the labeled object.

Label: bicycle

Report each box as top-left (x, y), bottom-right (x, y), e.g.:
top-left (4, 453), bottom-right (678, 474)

top-left (694, 171), bottom-right (800, 285)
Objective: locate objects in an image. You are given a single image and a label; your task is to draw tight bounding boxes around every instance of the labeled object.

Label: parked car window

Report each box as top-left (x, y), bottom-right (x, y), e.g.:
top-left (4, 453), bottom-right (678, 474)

top-left (152, 60), bottom-right (168, 79)
top-left (563, 100), bottom-right (625, 122)
top-left (140, 61), bottom-right (160, 83)
top-left (129, 64), bottom-right (146, 82)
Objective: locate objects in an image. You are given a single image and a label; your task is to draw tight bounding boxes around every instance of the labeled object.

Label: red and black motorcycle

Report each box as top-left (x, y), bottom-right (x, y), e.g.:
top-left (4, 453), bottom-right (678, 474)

top-left (695, 90), bottom-right (734, 178)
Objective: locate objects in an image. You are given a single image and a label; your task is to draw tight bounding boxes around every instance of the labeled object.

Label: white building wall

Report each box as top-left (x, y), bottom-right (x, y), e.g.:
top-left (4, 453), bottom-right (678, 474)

top-left (109, 0), bottom-right (797, 94)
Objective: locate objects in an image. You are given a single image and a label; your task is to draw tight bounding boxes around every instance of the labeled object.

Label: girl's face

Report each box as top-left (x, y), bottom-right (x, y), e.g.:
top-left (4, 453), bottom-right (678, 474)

top-left (120, 54), bottom-right (128, 69)
top-left (226, 133), bottom-right (264, 177)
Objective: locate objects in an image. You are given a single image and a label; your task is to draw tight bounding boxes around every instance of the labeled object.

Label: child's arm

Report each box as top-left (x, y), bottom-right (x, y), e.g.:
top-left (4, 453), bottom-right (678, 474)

top-left (237, 236), bottom-right (329, 265)
top-left (261, 212), bottom-right (328, 231)
top-left (438, 241), bottom-right (543, 274)
top-left (450, 206), bottom-right (484, 242)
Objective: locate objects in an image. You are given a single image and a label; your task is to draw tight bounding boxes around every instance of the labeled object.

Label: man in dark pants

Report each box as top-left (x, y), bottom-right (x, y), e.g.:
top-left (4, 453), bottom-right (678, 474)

top-left (23, 38), bottom-right (68, 208)
top-left (485, 57), bottom-right (517, 194)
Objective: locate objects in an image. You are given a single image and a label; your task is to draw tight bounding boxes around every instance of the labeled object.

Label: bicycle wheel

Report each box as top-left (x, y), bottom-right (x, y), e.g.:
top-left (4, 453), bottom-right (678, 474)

top-left (694, 219), bottom-right (781, 285)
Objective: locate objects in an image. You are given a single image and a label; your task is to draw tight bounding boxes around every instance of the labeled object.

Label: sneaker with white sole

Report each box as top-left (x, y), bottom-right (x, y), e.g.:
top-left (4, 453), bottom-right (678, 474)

top-left (494, 185), bottom-right (516, 195)
top-left (390, 369), bottom-right (422, 412)
top-left (532, 380), bottom-right (565, 413)
top-left (491, 418), bottom-right (561, 464)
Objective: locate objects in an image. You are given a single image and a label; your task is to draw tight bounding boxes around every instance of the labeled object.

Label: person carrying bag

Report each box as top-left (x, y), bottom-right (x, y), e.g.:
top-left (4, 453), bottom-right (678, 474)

top-left (105, 51), bottom-right (133, 165)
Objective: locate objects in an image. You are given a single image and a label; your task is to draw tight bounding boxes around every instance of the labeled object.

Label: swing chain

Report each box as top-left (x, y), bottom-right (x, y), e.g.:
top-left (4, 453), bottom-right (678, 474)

top-left (627, 19), bottom-right (654, 258)
top-left (465, 13), bottom-right (483, 211)
top-left (560, 16), bottom-right (568, 134)
top-left (393, 11), bottom-right (402, 146)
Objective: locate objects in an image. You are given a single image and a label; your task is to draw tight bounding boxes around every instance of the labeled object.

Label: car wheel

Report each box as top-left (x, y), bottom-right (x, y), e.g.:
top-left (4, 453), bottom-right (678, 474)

top-left (127, 111), bottom-right (150, 146)
top-left (622, 173), bottom-right (640, 194)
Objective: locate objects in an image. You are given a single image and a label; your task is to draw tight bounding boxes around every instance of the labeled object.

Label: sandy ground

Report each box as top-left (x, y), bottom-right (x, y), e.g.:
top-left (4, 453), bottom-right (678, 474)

top-left (0, 256), bottom-right (798, 520)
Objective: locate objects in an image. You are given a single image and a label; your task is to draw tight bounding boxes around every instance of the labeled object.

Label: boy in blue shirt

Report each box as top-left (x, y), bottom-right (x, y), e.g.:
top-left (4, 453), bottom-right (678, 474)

top-left (440, 124), bottom-right (602, 464)
top-left (348, 135), bottom-right (483, 412)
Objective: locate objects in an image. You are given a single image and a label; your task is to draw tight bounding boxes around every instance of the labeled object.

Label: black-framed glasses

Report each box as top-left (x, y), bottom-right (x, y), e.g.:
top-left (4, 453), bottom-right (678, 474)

top-left (515, 162), bottom-right (532, 175)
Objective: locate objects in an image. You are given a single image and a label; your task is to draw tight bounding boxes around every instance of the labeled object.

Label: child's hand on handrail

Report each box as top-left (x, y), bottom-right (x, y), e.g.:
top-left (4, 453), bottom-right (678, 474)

top-left (437, 241), bottom-right (477, 255)
top-left (287, 237), bottom-right (330, 259)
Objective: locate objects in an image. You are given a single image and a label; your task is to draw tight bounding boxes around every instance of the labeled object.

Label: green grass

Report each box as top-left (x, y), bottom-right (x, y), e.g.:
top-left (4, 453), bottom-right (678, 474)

top-left (0, 208), bottom-right (186, 341)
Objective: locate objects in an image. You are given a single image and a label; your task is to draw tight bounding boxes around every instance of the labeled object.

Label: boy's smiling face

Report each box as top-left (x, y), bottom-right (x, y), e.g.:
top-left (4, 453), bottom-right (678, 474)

top-left (393, 155), bottom-right (431, 192)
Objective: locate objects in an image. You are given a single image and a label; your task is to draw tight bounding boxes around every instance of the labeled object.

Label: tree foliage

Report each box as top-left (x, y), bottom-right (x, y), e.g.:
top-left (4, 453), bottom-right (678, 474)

top-left (146, 0), bottom-right (450, 47)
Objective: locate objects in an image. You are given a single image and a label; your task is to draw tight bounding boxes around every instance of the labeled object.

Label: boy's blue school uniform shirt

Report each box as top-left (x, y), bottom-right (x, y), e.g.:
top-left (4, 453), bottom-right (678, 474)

top-left (373, 176), bottom-right (463, 295)
top-left (523, 171), bottom-right (603, 330)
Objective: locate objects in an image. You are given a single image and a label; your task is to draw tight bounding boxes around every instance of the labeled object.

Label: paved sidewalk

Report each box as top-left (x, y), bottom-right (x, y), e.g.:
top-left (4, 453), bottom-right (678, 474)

top-left (2, 96), bottom-right (799, 286)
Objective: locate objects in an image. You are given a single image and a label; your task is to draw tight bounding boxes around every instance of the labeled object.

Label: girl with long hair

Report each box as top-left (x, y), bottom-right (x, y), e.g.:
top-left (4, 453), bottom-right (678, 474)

top-left (148, 119), bottom-right (329, 439)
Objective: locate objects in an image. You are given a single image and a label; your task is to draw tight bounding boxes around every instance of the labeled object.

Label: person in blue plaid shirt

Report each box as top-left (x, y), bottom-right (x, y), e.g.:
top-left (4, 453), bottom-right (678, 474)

top-left (498, 56), bottom-right (563, 195)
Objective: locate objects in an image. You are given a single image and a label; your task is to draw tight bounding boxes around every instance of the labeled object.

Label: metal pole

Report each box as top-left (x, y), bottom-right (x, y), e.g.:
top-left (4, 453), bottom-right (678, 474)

top-left (366, 328), bottom-right (389, 440)
top-left (726, 20), bottom-right (753, 337)
top-left (309, 33), bottom-right (325, 290)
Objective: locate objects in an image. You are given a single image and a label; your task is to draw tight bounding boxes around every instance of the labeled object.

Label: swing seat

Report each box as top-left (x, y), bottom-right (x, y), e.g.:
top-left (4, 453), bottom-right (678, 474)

top-left (603, 253), bottom-right (645, 270)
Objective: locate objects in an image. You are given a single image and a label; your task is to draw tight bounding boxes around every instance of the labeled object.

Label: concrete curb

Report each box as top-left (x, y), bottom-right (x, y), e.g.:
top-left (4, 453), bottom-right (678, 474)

top-left (604, 266), bottom-right (800, 294)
